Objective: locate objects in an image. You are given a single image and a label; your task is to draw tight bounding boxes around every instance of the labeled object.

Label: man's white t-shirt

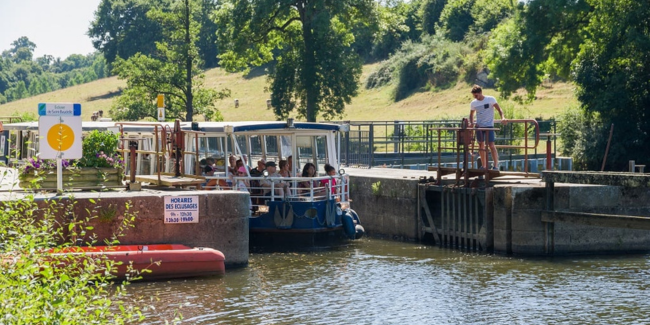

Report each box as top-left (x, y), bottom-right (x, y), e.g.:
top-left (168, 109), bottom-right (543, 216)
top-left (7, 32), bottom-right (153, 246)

top-left (470, 95), bottom-right (498, 127)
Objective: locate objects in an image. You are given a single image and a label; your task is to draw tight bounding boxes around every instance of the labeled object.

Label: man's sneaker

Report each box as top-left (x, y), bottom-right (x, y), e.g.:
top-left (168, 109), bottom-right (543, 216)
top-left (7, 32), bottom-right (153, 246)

top-left (491, 165), bottom-right (500, 171)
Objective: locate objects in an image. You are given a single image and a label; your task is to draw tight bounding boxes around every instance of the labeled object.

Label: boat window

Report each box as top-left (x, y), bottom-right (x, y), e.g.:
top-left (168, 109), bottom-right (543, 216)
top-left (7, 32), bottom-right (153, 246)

top-left (264, 135), bottom-right (279, 160)
top-left (235, 135), bottom-right (247, 156)
top-left (296, 135), bottom-right (329, 174)
top-left (247, 135), bottom-right (265, 165)
top-left (199, 136), bottom-right (226, 159)
top-left (315, 136), bottom-right (329, 173)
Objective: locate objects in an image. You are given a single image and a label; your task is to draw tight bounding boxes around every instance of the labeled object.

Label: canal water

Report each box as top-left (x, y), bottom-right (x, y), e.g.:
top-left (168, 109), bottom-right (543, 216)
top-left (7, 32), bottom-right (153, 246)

top-left (130, 239), bottom-right (650, 324)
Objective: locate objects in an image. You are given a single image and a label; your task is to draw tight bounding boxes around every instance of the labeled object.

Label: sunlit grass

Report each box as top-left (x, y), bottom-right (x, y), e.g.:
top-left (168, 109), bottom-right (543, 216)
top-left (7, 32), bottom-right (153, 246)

top-left (0, 65), bottom-right (578, 122)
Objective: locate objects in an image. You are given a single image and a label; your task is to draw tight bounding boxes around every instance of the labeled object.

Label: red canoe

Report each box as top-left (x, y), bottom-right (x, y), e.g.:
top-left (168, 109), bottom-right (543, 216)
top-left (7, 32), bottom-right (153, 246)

top-left (49, 244), bottom-right (225, 280)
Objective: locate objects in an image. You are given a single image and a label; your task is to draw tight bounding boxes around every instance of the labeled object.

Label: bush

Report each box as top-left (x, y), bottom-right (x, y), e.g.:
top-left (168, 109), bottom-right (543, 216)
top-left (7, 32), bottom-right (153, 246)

top-left (557, 107), bottom-right (607, 171)
top-left (365, 36), bottom-right (470, 101)
top-left (78, 130), bottom-right (122, 168)
top-left (0, 194), bottom-right (144, 323)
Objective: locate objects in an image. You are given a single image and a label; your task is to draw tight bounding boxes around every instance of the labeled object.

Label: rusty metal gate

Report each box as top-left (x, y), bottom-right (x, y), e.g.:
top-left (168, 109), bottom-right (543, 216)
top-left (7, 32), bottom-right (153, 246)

top-left (419, 184), bottom-right (493, 252)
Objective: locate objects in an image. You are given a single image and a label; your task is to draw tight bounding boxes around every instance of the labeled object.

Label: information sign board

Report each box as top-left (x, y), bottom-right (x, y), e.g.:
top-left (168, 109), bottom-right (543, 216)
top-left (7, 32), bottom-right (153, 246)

top-left (164, 196), bottom-right (200, 224)
top-left (38, 103), bottom-right (82, 159)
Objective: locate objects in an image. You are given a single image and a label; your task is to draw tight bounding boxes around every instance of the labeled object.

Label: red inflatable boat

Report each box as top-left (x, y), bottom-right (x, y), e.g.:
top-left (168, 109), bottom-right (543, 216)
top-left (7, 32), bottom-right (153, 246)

top-left (49, 244), bottom-right (225, 280)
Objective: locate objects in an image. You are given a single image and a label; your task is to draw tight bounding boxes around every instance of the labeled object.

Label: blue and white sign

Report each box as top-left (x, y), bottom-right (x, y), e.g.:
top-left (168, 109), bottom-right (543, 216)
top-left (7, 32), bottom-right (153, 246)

top-left (38, 103), bottom-right (81, 116)
top-left (164, 196), bottom-right (200, 224)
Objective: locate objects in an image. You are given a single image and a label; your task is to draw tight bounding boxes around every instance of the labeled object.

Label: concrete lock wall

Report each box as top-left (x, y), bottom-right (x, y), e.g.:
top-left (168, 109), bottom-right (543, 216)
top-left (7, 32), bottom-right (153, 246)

top-left (36, 191), bottom-right (250, 268)
top-left (348, 175), bottom-right (422, 241)
top-left (492, 184), bottom-right (650, 255)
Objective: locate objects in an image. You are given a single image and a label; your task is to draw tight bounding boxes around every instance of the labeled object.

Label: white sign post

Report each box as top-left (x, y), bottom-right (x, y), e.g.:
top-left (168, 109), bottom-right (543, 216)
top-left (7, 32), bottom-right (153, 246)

top-left (164, 196), bottom-right (200, 224)
top-left (38, 103), bottom-right (82, 194)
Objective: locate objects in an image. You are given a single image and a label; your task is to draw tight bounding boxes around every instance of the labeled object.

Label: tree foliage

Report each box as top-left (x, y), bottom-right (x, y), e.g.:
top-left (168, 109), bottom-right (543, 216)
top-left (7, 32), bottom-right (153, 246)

top-left (216, 0), bottom-right (374, 122)
top-left (0, 37), bottom-right (108, 103)
top-left (420, 0), bottom-right (447, 36)
top-left (111, 0), bottom-right (229, 122)
top-left (437, 0), bottom-right (474, 41)
top-left (487, 0), bottom-right (650, 169)
top-left (89, 0), bottom-right (166, 66)
top-left (89, 0), bottom-right (222, 68)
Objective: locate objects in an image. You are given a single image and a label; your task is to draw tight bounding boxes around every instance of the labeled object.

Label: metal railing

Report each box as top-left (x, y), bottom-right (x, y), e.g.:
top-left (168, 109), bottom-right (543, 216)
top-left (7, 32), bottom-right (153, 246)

top-left (201, 174), bottom-right (350, 211)
top-left (334, 119), bottom-right (556, 169)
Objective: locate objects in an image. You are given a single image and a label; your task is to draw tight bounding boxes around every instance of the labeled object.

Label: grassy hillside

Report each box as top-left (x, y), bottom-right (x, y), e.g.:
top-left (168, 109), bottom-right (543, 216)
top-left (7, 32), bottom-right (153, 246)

top-left (0, 64), bottom-right (578, 122)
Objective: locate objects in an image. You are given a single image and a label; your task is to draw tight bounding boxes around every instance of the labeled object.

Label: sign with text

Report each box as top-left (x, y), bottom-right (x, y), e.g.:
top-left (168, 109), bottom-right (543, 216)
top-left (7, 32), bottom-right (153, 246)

top-left (38, 103), bottom-right (81, 116)
top-left (164, 196), bottom-right (199, 224)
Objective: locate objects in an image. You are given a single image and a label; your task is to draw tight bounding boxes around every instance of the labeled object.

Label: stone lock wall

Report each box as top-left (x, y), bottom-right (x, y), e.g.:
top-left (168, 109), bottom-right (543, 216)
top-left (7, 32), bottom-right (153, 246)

top-left (33, 190), bottom-right (250, 268)
top-left (492, 184), bottom-right (650, 255)
top-left (348, 175), bottom-right (422, 241)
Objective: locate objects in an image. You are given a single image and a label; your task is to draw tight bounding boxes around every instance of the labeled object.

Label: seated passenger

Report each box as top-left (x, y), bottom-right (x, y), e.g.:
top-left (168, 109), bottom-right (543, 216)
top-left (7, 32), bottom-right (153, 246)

top-left (227, 155), bottom-right (238, 187)
top-left (204, 157), bottom-right (218, 189)
top-left (236, 166), bottom-right (249, 191)
top-left (260, 161), bottom-right (288, 199)
top-left (279, 159), bottom-right (290, 177)
top-left (250, 159), bottom-right (266, 177)
top-left (319, 163), bottom-right (337, 196)
top-left (297, 163), bottom-right (319, 196)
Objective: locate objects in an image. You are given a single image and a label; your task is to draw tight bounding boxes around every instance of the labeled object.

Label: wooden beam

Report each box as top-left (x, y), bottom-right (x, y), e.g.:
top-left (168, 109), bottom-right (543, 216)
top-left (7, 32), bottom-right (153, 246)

top-left (420, 187), bottom-right (442, 244)
top-left (541, 210), bottom-right (650, 231)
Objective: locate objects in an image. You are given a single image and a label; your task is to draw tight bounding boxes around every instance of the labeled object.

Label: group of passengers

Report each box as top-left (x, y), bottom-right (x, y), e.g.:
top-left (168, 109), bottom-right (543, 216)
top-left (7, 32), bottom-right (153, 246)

top-left (202, 154), bottom-right (338, 200)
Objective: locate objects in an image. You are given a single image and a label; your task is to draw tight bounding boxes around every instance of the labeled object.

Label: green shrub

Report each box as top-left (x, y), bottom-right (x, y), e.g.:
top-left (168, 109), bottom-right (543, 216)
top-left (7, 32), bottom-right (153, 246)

top-left (365, 36), bottom-right (470, 101)
top-left (0, 194), bottom-right (145, 324)
top-left (78, 130), bottom-right (122, 168)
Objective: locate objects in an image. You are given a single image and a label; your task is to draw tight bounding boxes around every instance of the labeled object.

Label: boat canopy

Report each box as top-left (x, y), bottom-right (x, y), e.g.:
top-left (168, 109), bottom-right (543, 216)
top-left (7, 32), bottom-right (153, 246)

top-left (3, 121), bottom-right (342, 134)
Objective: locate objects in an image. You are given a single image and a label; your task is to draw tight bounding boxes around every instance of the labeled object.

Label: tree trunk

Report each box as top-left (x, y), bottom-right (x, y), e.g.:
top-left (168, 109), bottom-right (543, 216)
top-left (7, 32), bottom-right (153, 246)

top-left (300, 3), bottom-right (318, 122)
top-left (185, 0), bottom-right (194, 121)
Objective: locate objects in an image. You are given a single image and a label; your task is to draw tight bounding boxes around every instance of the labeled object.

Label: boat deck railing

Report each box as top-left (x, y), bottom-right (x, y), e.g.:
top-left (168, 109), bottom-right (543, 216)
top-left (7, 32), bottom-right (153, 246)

top-left (201, 174), bottom-right (350, 211)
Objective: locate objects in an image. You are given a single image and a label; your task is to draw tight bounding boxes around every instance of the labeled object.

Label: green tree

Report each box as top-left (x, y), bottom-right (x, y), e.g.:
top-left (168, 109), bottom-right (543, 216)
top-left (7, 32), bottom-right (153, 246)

top-left (216, 0), bottom-right (374, 122)
top-left (196, 0), bottom-right (221, 68)
top-left (437, 0), bottom-right (474, 41)
top-left (486, 0), bottom-right (650, 169)
top-left (9, 36), bottom-right (37, 63)
top-left (420, 0), bottom-right (447, 36)
top-left (111, 0), bottom-right (229, 121)
top-left (88, 0), bottom-right (166, 65)
top-left (485, 0), bottom-right (590, 98)
top-left (572, 0), bottom-right (650, 169)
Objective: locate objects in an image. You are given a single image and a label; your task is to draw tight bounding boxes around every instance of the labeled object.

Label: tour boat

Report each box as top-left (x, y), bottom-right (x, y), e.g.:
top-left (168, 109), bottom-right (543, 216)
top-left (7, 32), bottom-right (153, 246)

top-left (49, 244), bottom-right (225, 280)
top-left (4, 119), bottom-right (365, 247)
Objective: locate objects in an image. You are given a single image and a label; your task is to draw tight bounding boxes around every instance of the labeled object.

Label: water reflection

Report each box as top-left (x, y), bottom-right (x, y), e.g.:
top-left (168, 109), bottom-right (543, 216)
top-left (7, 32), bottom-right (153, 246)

top-left (129, 239), bottom-right (650, 324)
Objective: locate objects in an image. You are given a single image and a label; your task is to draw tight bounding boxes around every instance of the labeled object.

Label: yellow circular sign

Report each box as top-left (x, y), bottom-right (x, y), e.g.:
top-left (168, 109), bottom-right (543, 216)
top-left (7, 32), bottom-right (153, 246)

top-left (47, 123), bottom-right (75, 151)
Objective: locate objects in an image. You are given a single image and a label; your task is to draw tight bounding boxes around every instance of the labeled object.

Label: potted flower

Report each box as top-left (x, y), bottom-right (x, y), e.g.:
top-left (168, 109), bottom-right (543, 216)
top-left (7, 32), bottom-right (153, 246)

top-left (19, 130), bottom-right (124, 189)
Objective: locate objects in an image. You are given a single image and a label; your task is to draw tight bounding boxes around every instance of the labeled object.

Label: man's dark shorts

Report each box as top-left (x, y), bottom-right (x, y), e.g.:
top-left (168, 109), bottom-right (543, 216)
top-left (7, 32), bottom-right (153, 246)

top-left (475, 126), bottom-right (496, 143)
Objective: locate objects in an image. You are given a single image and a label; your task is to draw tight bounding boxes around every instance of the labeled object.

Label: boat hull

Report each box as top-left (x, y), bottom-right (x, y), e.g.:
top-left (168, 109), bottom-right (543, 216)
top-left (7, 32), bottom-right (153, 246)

top-left (50, 244), bottom-right (225, 280)
top-left (249, 199), bottom-right (353, 249)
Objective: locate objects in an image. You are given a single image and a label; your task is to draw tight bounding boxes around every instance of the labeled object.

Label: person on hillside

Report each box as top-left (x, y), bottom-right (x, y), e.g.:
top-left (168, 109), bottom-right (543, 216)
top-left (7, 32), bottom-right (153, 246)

top-left (469, 85), bottom-right (507, 170)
